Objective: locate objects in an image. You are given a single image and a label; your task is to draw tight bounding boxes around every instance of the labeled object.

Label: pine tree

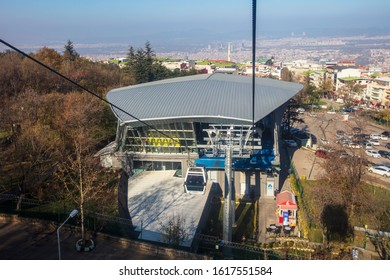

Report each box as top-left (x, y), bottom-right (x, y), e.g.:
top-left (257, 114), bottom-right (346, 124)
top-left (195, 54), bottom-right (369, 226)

top-left (64, 40), bottom-right (79, 61)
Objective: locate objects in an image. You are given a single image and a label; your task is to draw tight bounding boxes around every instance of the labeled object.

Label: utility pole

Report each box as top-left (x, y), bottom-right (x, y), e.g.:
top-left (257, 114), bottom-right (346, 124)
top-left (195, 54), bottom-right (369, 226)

top-left (223, 130), bottom-right (234, 243)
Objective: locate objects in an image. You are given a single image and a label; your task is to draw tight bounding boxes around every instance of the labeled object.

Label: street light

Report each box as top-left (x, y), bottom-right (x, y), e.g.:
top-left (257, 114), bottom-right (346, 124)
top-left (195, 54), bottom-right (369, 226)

top-left (57, 209), bottom-right (78, 260)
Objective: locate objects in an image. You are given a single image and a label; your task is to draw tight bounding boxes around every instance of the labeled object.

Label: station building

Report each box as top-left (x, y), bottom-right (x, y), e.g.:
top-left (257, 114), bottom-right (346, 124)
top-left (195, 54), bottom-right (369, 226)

top-left (100, 73), bottom-right (303, 199)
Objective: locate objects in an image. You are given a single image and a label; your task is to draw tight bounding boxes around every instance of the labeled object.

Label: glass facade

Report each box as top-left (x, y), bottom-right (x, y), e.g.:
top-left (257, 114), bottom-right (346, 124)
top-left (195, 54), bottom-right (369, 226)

top-left (133, 160), bottom-right (182, 172)
top-left (123, 122), bottom-right (197, 154)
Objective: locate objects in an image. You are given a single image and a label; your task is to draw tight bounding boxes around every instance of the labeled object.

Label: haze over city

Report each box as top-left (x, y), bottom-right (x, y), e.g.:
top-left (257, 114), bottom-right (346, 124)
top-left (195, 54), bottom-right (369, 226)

top-left (1, 0), bottom-right (390, 53)
top-left (1, 0), bottom-right (390, 272)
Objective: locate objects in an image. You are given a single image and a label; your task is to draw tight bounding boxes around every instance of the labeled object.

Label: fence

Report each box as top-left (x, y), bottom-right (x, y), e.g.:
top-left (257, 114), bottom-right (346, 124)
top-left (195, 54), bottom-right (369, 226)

top-left (195, 233), bottom-right (311, 260)
top-left (0, 194), bottom-right (135, 239)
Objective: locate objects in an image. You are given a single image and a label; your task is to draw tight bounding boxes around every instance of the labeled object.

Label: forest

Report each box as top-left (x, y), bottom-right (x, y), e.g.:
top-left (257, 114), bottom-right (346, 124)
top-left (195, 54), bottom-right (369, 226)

top-left (0, 41), bottom-right (197, 240)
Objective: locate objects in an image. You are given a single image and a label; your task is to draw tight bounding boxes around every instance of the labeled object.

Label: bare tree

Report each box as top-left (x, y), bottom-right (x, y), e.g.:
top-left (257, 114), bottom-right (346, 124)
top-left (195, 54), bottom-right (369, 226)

top-left (55, 92), bottom-right (111, 244)
top-left (160, 215), bottom-right (188, 248)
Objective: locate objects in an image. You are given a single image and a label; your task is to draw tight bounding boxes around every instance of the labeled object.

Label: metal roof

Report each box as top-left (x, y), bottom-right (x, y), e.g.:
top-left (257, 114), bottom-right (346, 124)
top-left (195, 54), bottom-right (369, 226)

top-left (107, 73), bottom-right (303, 127)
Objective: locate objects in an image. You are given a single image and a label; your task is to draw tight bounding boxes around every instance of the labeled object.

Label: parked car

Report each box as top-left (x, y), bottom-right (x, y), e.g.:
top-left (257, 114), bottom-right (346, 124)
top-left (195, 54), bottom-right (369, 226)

top-left (380, 134), bottom-right (388, 140)
top-left (284, 139), bottom-right (298, 147)
top-left (382, 131), bottom-right (390, 137)
top-left (336, 130), bottom-right (345, 137)
top-left (289, 127), bottom-right (300, 134)
top-left (370, 134), bottom-right (381, 140)
top-left (360, 133), bottom-right (370, 140)
top-left (364, 143), bottom-right (373, 150)
top-left (348, 142), bottom-right (361, 149)
top-left (386, 143), bottom-right (390, 149)
top-left (368, 139), bottom-right (380, 146)
top-left (378, 150), bottom-right (390, 159)
top-left (352, 127), bottom-right (361, 134)
top-left (341, 139), bottom-right (352, 146)
top-left (339, 152), bottom-right (350, 159)
top-left (367, 165), bottom-right (390, 177)
top-left (365, 150), bottom-right (381, 158)
top-left (296, 108), bottom-right (305, 114)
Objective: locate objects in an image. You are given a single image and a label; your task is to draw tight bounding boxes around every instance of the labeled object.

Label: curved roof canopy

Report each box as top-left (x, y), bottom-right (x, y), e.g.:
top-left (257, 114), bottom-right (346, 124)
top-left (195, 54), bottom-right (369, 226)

top-left (107, 73), bottom-right (303, 127)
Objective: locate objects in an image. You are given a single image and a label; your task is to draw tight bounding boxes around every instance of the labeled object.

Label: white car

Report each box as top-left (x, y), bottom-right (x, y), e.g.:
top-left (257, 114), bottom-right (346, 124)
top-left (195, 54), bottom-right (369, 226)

top-left (365, 150), bottom-right (381, 158)
top-left (380, 135), bottom-right (388, 140)
top-left (368, 166), bottom-right (390, 177)
top-left (370, 134), bottom-right (381, 140)
top-left (284, 139), bottom-right (298, 147)
top-left (368, 139), bottom-right (380, 146)
top-left (365, 143), bottom-right (373, 150)
top-left (296, 108), bottom-right (305, 114)
top-left (348, 143), bottom-right (361, 149)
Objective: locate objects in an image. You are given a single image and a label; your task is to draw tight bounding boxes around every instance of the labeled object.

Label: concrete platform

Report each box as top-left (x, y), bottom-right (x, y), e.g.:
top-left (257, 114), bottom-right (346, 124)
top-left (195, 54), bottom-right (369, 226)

top-left (127, 170), bottom-right (210, 247)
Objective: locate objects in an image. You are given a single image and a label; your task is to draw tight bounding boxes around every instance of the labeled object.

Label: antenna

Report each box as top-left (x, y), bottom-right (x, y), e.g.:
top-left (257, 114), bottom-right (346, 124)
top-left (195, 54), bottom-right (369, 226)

top-left (228, 42), bottom-right (231, 62)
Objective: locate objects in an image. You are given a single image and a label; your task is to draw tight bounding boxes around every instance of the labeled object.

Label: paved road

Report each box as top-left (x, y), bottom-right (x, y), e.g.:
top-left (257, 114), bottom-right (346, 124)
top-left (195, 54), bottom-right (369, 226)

top-left (0, 218), bottom-right (201, 260)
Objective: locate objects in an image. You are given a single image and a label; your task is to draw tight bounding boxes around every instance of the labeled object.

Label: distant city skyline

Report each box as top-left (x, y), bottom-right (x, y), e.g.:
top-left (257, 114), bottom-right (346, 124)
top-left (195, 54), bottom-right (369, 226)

top-left (1, 0), bottom-right (390, 50)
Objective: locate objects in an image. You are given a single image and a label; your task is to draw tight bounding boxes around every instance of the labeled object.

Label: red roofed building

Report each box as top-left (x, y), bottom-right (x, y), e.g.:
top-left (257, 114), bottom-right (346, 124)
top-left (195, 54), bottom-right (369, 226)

top-left (276, 191), bottom-right (298, 226)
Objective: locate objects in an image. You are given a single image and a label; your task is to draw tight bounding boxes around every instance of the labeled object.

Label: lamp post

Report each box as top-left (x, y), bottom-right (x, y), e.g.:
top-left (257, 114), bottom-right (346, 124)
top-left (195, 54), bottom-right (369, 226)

top-left (57, 209), bottom-right (78, 260)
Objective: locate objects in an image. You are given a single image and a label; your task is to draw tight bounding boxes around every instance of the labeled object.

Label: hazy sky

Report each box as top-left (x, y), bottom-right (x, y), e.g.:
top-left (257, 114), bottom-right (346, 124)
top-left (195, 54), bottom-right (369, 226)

top-left (1, 0), bottom-right (390, 48)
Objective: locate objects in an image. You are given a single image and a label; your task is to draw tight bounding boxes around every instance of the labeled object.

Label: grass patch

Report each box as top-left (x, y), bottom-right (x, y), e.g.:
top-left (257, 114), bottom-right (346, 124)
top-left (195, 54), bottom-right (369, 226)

top-left (299, 178), bottom-right (390, 240)
top-left (201, 199), bottom-right (255, 242)
top-left (233, 202), bottom-right (255, 242)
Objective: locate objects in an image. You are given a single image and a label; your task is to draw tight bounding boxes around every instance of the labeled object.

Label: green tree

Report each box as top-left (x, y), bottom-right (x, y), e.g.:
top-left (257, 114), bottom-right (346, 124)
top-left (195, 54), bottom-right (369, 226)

top-left (126, 41), bottom-right (173, 84)
top-left (64, 39), bottom-right (79, 62)
top-left (375, 109), bottom-right (390, 126)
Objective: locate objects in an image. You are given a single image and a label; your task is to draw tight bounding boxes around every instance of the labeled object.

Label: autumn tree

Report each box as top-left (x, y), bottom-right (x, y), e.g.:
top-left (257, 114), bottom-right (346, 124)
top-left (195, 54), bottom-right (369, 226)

top-left (55, 92), bottom-right (113, 243)
top-left (281, 67), bottom-right (294, 82)
top-left (304, 180), bottom-right (345, 244)
top-left (319, 75), bottom-right (333, 98)
top-left (0, 50), bottom-right (25, 96)
top-left (0, 91), bottom-right (63, 204)
top-left (375, 108), bottom-right (390, 126)
top-left (316, 151), bottom-right (370, 239)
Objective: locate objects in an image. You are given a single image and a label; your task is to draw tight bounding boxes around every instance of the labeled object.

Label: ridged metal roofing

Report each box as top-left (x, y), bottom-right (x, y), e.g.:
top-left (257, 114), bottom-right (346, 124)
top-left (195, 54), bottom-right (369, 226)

top-left (107, 73), bottom-right (303, 127)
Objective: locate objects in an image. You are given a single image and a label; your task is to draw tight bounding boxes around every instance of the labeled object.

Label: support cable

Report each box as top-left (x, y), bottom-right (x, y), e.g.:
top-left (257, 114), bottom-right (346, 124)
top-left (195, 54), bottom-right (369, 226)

top-left (0, 38), bottom-right (177, 143)
top-left (252, 0), bottom-right (257, 150)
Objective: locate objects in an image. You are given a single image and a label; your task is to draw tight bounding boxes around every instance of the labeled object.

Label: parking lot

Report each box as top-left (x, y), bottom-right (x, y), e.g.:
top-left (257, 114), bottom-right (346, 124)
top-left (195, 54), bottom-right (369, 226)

top-left (292, 108), bottom-right (390, 186)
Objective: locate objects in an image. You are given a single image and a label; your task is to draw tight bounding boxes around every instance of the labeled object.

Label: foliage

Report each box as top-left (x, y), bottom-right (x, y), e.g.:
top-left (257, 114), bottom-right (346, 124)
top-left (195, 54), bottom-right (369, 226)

top-left (374, 109), bottom-right (390, 126)
top-left (160, 215), bottom-right (188, 248)
top-left (281, 99), bottom-right (305, 136)
top-left (289, 174), bottom-right (309, 238)
top-left (280, 67), bottom-right (294, 82)
top-left (63, 40), bottom-right (79, 62)
top-left (126, 41), bottom-right (171, 84)
top-left (0, 47), bottom-right (125, 97)
top-left (0, 42), bottom-right (124, 241)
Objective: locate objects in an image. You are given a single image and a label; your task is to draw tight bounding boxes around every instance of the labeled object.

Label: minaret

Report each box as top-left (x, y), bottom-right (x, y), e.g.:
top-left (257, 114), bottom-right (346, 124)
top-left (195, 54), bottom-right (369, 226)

top-left (228, 42), bottom-right (231, 62)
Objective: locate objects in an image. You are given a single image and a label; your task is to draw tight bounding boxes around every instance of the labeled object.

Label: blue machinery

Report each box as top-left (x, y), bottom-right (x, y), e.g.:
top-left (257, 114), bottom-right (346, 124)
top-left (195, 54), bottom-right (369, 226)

top-left (192, 124), bottom-right (274, 243)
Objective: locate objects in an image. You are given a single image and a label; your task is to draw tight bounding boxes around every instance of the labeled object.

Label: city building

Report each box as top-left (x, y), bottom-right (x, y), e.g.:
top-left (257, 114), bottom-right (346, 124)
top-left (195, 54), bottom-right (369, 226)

top-left (366, 77), bottom-right (390, 107)
top-left (325, 66), bottom-right (362, 91)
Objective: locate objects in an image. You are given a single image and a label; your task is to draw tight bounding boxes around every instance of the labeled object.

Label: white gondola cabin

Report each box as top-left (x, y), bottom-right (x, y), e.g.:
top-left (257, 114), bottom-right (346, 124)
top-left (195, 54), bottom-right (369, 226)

top-left (184, 166), bottom-right (207, 194)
